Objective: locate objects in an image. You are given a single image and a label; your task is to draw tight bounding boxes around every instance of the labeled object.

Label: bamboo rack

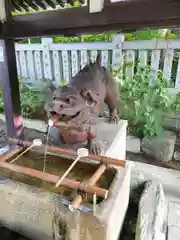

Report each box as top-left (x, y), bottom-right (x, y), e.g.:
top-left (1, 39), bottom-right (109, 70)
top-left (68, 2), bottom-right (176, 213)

top-left (0, 161), bottom-right (108, 198)
top-left (8, 138), bottom-right (125, 168)
top-left (1, 137), bottom-right (126, 209)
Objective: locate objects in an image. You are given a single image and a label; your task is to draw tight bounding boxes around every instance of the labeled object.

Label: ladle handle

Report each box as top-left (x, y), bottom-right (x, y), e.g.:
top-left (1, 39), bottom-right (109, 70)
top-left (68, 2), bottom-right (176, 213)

top-left (55, 156), bottom-right (80, 187)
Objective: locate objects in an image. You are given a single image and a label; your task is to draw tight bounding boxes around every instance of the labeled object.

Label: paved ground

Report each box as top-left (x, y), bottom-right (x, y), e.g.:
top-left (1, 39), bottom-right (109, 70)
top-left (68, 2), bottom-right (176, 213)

top-left (166, 194), bottom-right (180, 240)
top-left (127, 150), bottom-right (180, 171)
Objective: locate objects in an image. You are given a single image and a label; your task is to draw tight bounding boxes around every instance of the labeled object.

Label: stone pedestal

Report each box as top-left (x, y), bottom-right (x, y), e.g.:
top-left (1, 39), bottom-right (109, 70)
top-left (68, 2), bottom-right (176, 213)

top-left (95, 118), bottom-right (127, 161)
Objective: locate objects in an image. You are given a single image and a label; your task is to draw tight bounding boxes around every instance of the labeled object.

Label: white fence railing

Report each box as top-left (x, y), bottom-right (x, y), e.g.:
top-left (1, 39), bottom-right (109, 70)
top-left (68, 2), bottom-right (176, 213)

top-left (15, 35), bottom-right (180, 93)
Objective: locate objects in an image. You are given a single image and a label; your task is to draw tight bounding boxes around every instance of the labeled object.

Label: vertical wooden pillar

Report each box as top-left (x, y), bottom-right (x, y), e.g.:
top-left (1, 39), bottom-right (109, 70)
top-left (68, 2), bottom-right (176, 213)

top-left (0, 39), bottom-right (22, 138)
top-left (0, 0), bottom-right (22, 138)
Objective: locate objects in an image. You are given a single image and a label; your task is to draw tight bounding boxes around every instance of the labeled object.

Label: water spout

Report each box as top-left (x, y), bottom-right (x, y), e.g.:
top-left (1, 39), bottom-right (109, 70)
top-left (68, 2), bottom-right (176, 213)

top-left (43, 119), bottom-right (54, 172)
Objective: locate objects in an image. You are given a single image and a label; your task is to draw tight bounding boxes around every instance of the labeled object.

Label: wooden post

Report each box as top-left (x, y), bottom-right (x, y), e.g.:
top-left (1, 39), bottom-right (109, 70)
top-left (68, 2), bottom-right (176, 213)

top-left (41, 37), bottom-right (53, 81)
top-left (0, 0), bottom-right (22, 138)
top-left (112, 34), bottom-right (124, 72)
top-left (89, 0), bottom-right (104, 13)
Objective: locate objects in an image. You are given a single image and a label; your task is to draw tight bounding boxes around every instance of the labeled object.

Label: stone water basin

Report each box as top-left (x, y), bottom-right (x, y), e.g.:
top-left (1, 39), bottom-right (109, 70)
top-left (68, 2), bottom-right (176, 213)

top-left (0, 150), bottom-right (131, 240)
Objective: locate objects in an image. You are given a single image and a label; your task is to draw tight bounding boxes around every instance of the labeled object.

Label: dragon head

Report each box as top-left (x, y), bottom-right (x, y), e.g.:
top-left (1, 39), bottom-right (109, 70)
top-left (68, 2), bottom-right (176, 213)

top-left (44, 85), bottom-right (97, 131)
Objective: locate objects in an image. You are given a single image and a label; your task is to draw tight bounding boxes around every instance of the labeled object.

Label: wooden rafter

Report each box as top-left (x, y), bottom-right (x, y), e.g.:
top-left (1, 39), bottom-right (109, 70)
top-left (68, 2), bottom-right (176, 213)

top-left (1, 0), bottom-right (180, 38)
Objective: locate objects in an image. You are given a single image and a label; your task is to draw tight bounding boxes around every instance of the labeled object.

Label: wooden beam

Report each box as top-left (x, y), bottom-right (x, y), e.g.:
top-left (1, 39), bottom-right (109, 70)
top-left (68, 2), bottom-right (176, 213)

top-left (1, 0), bottom-right (180, 38)
top-left (0, 1), bottom-right (22, 138)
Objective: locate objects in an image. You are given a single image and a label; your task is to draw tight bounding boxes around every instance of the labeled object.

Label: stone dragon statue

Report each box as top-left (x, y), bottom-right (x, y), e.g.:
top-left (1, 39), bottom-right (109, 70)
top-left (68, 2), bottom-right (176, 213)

top-left (44, 53), bottom-right (120, 155)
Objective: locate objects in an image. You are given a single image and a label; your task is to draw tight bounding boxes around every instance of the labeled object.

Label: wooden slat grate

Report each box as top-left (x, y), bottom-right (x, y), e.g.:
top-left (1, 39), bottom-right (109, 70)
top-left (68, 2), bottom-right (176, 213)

top-left (11, 0), bottom-right (84, 12)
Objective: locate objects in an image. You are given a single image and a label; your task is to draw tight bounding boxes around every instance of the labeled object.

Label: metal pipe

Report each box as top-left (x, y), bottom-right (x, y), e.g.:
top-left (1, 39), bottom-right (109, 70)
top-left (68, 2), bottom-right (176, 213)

top-left (0, 161), bottom-right (108, 198)
top-left (69, 163), bottom-right (107, 212)
top-left (7, 138), bottom-right (125, 168)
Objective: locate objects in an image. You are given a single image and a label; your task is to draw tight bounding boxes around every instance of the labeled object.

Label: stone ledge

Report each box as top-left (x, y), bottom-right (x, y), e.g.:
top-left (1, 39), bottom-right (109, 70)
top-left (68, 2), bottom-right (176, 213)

top-left (136, 180), bottom-right (167, 240)
top-left (126, 135), bottom-right (140, 153)
top-left (141, 131), bottom-right (176, 162)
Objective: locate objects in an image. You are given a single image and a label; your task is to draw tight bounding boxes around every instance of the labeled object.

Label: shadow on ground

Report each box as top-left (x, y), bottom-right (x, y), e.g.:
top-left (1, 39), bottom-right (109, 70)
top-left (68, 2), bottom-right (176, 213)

top-left (119, 184), bottom-right (145, 240)
top-left (0, 227), bottom-right (30, 240)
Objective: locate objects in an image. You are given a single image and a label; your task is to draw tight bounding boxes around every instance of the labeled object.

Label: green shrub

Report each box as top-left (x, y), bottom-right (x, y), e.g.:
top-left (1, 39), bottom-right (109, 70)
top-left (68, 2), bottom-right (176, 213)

top-left (113, 66), bottom-right (180, 138)
top-left (19, 79), bottom-right (44, 118)
top-left (0, 79), bottom-right (45, 118)
top-left (16, 29), bottom-right (179, 44)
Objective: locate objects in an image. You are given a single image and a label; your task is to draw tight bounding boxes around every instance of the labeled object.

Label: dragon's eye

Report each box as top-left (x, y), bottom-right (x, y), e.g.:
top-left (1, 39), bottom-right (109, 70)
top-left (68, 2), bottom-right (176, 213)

top-left (66, 96), bottom-right (76, 105)
top-left (66, 98), bottom-right (70, 103)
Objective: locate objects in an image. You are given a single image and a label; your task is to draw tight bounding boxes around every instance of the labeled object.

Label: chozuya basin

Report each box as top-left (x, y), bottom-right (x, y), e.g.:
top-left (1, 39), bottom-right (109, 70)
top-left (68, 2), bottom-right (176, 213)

top-left (0, 118), bottom-right (129, 240)
top-left (0, 148), bottom-right (131, 240)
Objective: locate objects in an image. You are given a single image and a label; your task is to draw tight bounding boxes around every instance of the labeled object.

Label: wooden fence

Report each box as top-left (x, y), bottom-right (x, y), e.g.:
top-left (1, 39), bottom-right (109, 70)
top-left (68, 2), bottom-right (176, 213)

top-left (15, 35), bottom-right (180, 93)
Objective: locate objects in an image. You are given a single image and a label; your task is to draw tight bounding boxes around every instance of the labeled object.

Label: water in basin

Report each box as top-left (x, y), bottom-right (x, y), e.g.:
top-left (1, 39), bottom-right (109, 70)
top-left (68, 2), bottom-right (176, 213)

top-left (0, 150), bottom-right (116, 204)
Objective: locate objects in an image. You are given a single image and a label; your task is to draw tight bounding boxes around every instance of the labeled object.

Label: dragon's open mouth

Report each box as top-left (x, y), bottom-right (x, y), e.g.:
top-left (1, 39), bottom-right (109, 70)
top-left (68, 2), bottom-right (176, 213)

top-left (49, 110), bottom-right (81, 122)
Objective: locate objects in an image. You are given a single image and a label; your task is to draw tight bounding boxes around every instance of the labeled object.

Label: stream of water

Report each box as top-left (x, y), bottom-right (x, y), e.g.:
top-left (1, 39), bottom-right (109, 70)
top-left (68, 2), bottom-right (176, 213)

top-left (43, 124), bottom-right (52, 172)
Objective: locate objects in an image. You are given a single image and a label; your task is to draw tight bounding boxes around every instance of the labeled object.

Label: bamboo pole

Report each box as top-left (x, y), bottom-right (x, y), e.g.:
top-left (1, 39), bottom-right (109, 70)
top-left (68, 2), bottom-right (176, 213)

top-left (7, 138), bottom-right (125, 168)
top-left (0, 161), bottom-right (108, 198)
top-left (69, 163), bottom-right (107, 212)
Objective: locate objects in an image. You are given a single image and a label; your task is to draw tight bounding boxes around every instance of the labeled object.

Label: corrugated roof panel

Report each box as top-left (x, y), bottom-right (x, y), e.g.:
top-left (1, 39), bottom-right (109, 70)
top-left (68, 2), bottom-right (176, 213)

top-left (11, 0), bottom-right (85, 12)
